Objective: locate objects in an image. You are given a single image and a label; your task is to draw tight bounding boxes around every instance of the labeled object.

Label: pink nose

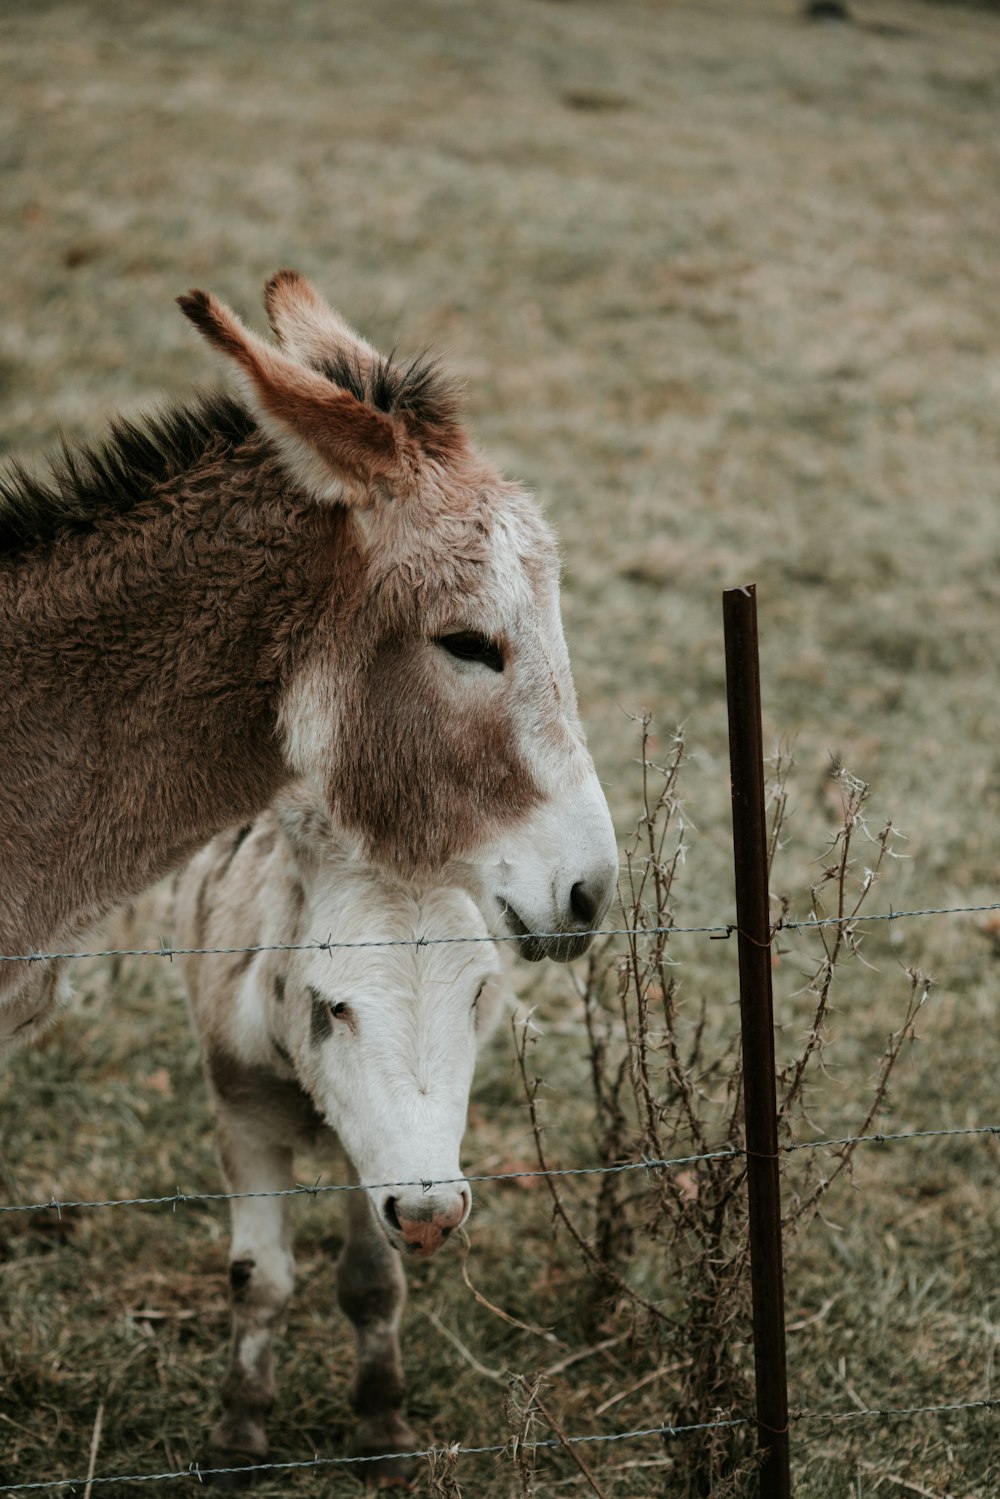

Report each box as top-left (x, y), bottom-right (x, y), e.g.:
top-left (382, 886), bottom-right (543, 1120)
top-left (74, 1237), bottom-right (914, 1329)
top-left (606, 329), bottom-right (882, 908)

top-left (384, 1192), bottom-right (468, 1257)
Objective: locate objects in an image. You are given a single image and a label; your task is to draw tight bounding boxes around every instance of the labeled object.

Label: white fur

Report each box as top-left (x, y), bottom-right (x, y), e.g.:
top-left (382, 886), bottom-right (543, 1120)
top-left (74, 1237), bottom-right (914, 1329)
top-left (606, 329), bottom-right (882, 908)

top-left (291, 872), bottom-right (505, 1230)
top-left (423, 507), bottom-right (618, 949)
top-left (180, 803), bottom-right (507, 1251)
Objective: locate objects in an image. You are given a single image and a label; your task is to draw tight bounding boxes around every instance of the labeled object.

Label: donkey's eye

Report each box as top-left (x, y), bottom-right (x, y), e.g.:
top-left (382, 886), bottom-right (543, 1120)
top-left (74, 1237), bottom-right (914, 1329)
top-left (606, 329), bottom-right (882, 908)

top-left (436, 633), bottom-right (504, 673)
top-left (472, 980), bottom-right (487, 1011)
top-left (330, 1001), bottom-right (351, 1021)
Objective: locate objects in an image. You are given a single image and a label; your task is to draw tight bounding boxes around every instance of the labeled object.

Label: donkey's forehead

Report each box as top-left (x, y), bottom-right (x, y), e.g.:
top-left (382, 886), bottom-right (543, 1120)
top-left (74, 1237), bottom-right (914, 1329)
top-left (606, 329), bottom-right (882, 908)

top-left (361, 474), bottom-right (561, 645)
top-left (424, 489), bottom-right (561, 627)
top-left (488, 498), bottom-right (560, 580)
top-left (295, 875), bottom-right (498, 992)
top-left (298, 942), bottom-right (500, 1013)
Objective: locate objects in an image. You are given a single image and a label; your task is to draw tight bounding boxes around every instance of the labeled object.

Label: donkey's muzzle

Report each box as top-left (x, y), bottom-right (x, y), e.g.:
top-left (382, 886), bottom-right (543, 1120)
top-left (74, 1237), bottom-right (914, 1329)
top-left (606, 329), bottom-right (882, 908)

top-left (501, 872), bottom-right (613, 963)
top-left (381, 1186), bottom-right (470, 1258)
top-left (489, 759), bottom-right (619, 961)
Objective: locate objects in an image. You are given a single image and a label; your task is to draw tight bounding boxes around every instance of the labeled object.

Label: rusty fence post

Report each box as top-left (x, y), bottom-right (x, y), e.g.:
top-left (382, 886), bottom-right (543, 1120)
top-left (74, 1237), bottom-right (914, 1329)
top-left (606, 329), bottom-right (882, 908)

top-left (722, 584), bottom-right (792, 1498)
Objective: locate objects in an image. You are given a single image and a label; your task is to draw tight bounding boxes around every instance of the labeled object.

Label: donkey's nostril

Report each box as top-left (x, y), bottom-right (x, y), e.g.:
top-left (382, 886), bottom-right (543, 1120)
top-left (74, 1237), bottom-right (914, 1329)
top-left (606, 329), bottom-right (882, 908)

top-left (569, 880), bottom-right (600, 927)
top-left (383, 1196), bottom-right (401, 1233)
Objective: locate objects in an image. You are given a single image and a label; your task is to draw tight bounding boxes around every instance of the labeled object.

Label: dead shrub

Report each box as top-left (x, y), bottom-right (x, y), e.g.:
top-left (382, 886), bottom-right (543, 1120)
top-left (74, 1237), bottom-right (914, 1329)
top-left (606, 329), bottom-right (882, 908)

top-left (514, 721), bottom-right (925, 1497)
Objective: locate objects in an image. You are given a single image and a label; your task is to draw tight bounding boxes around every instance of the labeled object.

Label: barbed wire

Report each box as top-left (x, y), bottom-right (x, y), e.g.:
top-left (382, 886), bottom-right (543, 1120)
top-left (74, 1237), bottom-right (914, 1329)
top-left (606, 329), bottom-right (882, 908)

top-left (798, 1397), bottom-right (996, 1426)
top-left (0, 1417), bottom-right (747, 1494)
top-left (2, 1124), bottom-right (996, 1221)
top-left (1, 925), bottom-right (722, 963)
top-left (783, 1123), bottom-right (1000, 1155)
top-left (0, 1148), bottom-right (739, 1218)
top-left (1, 900), bottom-right (997, 966)
top-left (2, 910), bottom-right (996, 1491)
top-left (3, 1395), bottom-right (994, 1494)
top-left (778, 901), bottom-right (1000, 930)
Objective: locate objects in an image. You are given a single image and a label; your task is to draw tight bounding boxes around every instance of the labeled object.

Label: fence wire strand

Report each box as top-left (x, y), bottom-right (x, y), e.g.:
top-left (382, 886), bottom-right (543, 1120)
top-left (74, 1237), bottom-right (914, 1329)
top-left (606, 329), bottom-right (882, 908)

top-left (3, 1398), bottom-right (995, 1494)
top-left (2, 1125), bottom-right (996, 1220)
top-left (0, 1148), bottom-right (737, 1218)
top-left (3, 894), bottom-right (997, 1492)
top-left (1, 900), bottom-right (997, 965)
top-left (0, 1418), bottom-right (749, 1494)
top-left (798, 1397), bottom-right (997, 1426)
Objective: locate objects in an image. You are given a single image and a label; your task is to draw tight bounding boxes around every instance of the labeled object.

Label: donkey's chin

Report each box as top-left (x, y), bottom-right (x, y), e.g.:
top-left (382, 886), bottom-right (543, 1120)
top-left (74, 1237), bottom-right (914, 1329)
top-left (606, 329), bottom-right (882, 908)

top-left (500, 904), bottom-right (594, 964)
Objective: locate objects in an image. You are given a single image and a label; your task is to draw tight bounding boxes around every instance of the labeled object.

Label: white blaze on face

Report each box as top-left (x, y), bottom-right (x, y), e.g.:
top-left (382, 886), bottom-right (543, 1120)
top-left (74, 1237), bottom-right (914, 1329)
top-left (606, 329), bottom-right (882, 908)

top-left (289, 869), bottom-right (505, 1248)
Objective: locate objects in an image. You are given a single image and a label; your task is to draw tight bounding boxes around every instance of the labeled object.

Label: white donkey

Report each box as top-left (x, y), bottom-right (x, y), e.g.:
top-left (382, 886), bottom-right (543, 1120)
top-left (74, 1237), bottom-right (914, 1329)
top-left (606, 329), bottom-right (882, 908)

top-left (176, 787), bottom-right (508, 1486)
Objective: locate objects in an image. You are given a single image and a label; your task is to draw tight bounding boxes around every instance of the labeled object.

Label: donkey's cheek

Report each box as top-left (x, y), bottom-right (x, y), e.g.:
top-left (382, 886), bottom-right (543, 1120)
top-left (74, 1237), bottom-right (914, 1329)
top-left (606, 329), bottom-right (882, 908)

top-left (328, 646), bottom-right (542, 873)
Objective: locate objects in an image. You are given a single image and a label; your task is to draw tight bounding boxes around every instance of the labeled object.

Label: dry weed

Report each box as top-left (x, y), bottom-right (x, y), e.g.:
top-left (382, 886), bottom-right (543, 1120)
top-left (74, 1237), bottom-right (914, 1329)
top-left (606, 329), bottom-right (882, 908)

top-left (513, 722), bottom-right (927, 1496)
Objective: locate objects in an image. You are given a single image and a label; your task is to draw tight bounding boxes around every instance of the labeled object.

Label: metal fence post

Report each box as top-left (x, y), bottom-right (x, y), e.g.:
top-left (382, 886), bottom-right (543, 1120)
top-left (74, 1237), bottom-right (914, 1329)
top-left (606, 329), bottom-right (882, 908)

top-left (723, 584), bottom-right (792, 1498)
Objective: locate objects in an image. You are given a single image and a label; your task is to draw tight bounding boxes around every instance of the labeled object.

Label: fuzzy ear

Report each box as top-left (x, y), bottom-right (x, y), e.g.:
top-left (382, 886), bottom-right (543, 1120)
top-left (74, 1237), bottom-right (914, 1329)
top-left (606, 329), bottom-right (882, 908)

top-left (263, 268), bottom-right (379, 375)
top-left (177, 287), bottom-right (399, 504)
top-left (273, 782), bottom-right (337, 876)
top-left (264, 269), bottom-right (462, 438)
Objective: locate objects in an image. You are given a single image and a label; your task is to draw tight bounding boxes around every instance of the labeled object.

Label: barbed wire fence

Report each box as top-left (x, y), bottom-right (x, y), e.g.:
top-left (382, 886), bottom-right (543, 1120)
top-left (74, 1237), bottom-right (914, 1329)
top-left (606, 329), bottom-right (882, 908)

top-left (3, 1118), bottom-right (998, 1223)
top-left (0, 936), bottom-right (996, 1496)
top-left (0, 1090), bottom-right (996, 1494)
top-left (3, 899), bottom-right (999, 968)
top-left (2, 586), bottom-right (997, 1494)
top-left (1, 930), bottom-right (996, 1491)
top-left (3, 1398), bottom-right (999, 1497)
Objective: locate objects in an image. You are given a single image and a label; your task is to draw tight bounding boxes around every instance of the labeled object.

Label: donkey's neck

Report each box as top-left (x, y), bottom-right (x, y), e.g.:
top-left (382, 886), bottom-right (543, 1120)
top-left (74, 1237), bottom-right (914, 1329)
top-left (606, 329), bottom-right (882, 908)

top-left (0, 443), bottom-right (346, 973)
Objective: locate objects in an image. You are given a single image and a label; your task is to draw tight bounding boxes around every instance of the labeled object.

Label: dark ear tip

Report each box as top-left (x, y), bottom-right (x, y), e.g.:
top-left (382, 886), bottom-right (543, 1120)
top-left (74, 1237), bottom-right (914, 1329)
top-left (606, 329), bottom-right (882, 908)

top-left (264, 268), bottom-right (305, 306)
top-left (176, 289), bottom-right (212, 326)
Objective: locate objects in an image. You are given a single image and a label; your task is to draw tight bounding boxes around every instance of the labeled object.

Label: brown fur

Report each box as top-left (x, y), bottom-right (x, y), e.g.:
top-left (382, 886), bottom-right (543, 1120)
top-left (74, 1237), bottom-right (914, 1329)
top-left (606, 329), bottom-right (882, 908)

top-left (329, 634), bottom-right (543, 872)
top-left (177, 289), bottom-right (402, 495)
top-left (0, 272), bottom-right (574, 1023)
top-left (1, 440), bottom-right (344, 991)
top-left (207, 1047), bottom-right (328, 1147)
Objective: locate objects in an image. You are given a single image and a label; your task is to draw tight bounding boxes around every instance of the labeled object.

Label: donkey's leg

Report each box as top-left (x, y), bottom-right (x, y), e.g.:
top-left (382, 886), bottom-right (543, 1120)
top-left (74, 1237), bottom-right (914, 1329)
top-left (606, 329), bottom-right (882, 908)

top-left (337, 1189), bottom-right (417, 1486)
top-left (207, 1114), bottom-right (295, 1488)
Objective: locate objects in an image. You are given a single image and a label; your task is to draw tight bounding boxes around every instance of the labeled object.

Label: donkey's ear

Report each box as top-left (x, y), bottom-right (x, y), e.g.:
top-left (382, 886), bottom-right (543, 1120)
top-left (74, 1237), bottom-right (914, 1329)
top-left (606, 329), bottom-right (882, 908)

top-left (177, 288), bottom-right (399, 505)
top-left (264, 270), bottom-right (463, 439)
top-left (273, 782), bottom-right (336, 876)
top-left (263, 268), bottom-right (377, 374)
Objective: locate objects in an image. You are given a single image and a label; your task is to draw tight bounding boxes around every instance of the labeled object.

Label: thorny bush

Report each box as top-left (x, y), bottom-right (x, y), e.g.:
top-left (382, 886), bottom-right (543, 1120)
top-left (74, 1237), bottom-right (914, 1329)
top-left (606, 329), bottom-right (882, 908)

top-left (515, 722), bottom-right (927, 1498)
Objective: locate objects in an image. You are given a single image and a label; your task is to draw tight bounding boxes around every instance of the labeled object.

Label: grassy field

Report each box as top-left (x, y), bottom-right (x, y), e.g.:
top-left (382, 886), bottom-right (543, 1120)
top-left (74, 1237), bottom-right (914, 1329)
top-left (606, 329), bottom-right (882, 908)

top-left (2, 1), bottom-right (999, 1494)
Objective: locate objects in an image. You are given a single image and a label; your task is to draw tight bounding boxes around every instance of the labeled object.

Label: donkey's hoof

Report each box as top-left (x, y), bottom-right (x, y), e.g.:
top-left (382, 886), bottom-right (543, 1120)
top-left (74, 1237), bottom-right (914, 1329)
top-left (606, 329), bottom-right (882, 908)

top-left (203, 1423), bottom-right (269, 1490)
top-left (200, 1454), bottom-right (265, 1491)
top-left (350, 1414), bottom-right (419, 1488)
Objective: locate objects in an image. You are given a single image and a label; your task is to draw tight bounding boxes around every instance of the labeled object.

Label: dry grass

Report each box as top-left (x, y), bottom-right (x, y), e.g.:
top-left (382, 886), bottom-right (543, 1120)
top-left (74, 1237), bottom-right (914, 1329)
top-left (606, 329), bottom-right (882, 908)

top-left (2, 1), bottom-right (999, 1494)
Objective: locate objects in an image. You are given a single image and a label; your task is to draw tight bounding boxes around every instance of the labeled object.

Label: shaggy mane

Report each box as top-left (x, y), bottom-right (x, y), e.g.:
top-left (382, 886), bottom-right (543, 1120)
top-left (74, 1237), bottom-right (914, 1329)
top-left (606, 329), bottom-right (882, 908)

top-left (318, 349), bottom-right (460, 429)
top-left (0, 392), bottom-right (257, 553)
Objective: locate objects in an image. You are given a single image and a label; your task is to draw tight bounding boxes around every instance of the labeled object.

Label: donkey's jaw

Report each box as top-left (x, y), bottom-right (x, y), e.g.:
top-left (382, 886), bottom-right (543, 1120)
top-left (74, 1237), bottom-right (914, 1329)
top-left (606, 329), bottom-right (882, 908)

top-left (497, 903), bottom-right (595, 964)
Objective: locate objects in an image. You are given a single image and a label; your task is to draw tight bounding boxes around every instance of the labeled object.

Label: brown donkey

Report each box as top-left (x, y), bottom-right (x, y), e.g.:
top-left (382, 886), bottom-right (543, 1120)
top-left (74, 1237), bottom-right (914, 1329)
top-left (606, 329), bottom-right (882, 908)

top-left (0, 272), bottom-right (617, 1051)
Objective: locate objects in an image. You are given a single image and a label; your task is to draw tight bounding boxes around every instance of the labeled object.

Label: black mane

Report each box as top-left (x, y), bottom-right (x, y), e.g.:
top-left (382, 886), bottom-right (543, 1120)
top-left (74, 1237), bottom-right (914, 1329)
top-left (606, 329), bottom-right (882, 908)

top-left (318, 348), bottom-right (460, 429)
top-left (0, 392), bottom-right (257, 553)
